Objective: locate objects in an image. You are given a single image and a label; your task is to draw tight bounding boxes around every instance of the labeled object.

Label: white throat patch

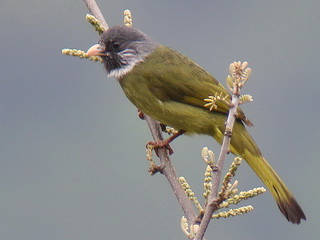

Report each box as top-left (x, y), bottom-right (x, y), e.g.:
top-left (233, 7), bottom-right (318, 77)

top-left (107, 58), bottom-right (142, 79)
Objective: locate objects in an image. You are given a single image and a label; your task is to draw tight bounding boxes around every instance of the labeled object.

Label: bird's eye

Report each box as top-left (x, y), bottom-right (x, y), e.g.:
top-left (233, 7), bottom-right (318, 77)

top-left (112, 41), bottom-right (120, 49)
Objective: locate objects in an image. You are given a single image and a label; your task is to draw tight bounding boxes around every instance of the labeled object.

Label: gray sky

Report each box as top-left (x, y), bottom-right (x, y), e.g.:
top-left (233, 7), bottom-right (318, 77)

top-left (1, 0), bottom-right (319, 239)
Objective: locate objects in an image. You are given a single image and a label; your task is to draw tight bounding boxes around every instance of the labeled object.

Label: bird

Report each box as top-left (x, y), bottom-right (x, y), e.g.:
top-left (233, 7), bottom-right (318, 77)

top-left (86, 25), bottom-right (306, 224)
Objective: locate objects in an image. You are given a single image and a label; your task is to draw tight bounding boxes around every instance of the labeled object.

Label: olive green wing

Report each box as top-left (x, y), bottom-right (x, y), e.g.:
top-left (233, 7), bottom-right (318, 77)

top-left (141, 46), bottom-right (252, 125)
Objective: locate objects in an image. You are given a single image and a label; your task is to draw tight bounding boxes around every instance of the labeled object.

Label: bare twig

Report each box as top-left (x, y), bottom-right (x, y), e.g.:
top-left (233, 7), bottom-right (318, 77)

top-left (82, 0), bottom-right (200, 232)
top-left (194, 92), bottom-right (240, 240)
top-left (83, 0), bottom-right (109, 29)
top-left (194, 62), bottom-right (251, 240)
top-left (77, 2), bottom-right (254, 239)
top-left (144, 115), bottom-right (199, 226)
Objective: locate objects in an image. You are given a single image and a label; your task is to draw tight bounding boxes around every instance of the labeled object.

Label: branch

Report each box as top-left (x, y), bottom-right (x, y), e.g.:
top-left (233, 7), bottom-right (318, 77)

top-left (81, 0), bottom-right (200, 232)
top-left (194, 62), bottom-right (251, 240)
top-left (144, 115), bottom-right (199, 226)
top-left (66, 2), bottom-right (256, 239)
top-left (83, 0), bottom-right (108, 29)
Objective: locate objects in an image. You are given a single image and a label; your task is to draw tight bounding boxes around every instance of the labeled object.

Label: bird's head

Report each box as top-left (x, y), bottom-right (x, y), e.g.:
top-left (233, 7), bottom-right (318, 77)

top-left (87, 25), bottom-right (158, 79)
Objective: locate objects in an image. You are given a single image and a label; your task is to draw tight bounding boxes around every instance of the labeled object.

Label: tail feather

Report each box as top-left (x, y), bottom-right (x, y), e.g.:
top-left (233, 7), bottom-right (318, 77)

top-left (224, 121), bottom-right (306, 224)
top-left (244, 154), bottom-right (306, 224)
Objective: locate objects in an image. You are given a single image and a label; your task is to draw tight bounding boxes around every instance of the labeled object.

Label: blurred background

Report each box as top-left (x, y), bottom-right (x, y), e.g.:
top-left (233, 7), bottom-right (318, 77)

top-left (1, 0), bottom-right (319, 239)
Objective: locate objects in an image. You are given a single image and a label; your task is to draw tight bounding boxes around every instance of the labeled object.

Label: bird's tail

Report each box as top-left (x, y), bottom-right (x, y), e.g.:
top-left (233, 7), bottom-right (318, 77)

top-left (225, 121), bottom-right (306, 224)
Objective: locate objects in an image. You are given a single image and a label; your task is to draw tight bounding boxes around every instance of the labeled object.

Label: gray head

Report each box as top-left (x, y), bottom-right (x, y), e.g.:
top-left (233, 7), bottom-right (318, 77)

top-left (87, 25), bottom-right (159, 79)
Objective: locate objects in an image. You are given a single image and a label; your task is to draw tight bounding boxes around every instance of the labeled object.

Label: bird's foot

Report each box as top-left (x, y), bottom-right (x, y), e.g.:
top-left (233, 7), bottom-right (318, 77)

top-left (147, 140), bottom-right (174, 156)
top-left (146, 130), bottom-right (186, 156)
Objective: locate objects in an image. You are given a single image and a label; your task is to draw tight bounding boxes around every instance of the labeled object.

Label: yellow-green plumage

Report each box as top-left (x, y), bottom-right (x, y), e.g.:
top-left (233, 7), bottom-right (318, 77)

top-left (119, 46), bottom-right (305, 224)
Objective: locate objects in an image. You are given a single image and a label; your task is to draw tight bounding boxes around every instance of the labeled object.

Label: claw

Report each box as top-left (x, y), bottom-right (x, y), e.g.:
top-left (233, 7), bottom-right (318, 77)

top-left (146, 130), bottom-right (185, 156)
top-left (147, 140), bottom-right (174, 156)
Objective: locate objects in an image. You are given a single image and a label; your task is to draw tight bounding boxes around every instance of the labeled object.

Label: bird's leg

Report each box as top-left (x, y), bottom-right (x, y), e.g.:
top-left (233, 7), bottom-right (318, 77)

top-left (139, 114), bottom-right (171, 134)
top-left (147, 130), bottom-right (186, 156)
top-left (138, 110), bottom-right (184, 155)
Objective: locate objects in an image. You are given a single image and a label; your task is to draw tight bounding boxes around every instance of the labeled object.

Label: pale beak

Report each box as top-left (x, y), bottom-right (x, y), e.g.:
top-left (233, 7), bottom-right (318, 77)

top-left (86, 44), bottom-right (106, 56)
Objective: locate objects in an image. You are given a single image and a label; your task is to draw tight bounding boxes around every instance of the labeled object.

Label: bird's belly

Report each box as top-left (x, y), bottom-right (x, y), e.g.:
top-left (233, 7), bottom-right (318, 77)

top-left (119, 75), bottom-right (226, 138)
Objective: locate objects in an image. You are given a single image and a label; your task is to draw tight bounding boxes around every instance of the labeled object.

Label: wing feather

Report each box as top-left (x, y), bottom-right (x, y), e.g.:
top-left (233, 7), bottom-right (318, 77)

top-left (141, 46), bottom-right (252, 126)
